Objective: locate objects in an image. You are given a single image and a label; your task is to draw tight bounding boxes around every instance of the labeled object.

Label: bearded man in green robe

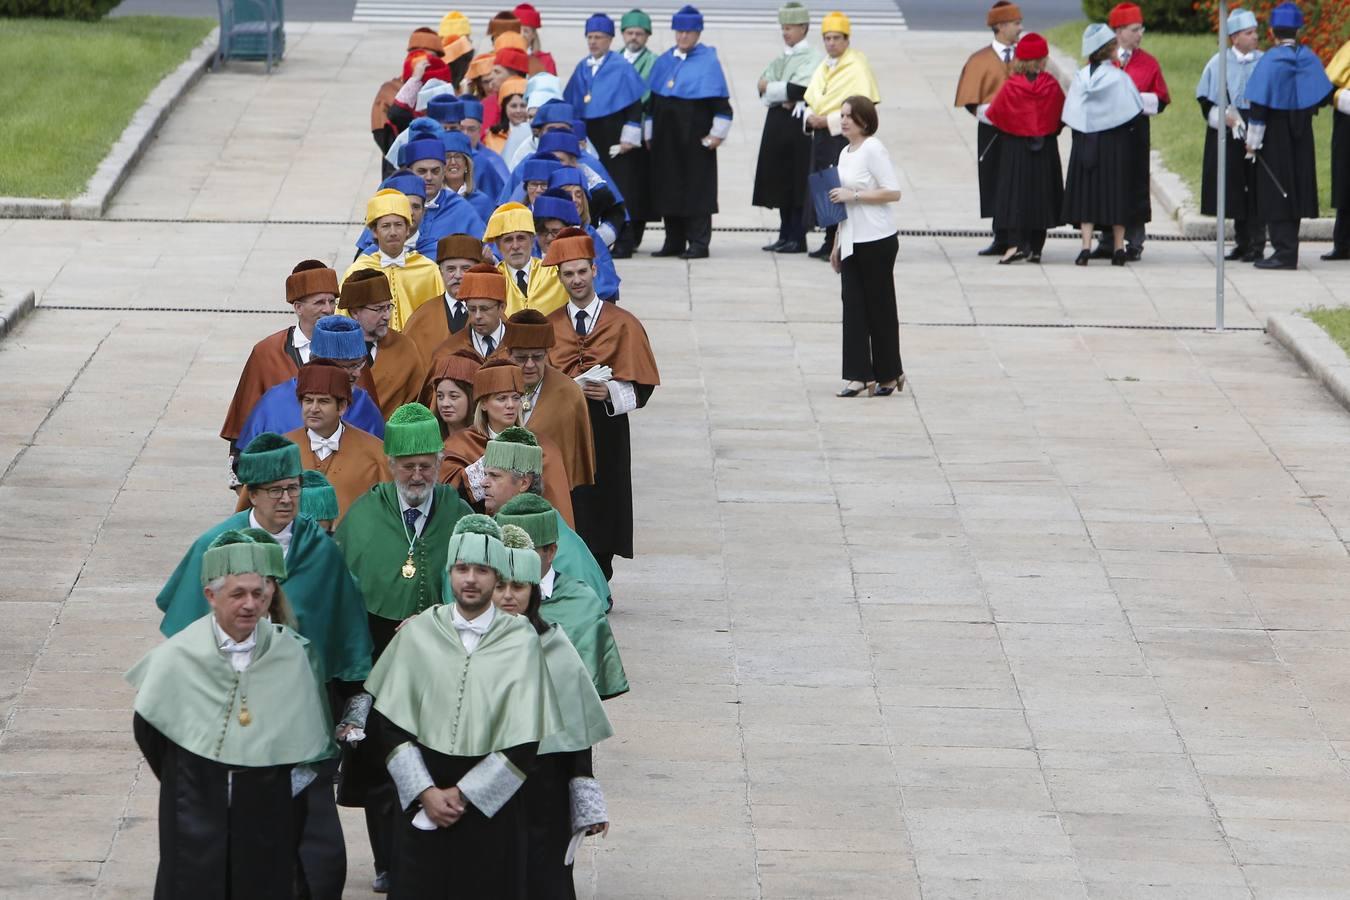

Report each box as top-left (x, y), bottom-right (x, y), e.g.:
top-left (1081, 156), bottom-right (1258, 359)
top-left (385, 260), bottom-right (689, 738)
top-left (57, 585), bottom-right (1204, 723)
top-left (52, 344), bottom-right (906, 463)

top-left (129, 530), bottom-right (337, 900)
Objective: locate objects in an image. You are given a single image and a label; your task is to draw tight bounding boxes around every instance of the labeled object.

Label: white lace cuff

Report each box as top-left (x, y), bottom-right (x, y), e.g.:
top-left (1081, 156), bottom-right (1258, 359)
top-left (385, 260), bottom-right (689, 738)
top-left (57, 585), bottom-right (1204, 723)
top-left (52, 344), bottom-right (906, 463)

top-left (458, 751), bottom-right (526, 818)
top-left (340, 692), bottom-right (373, 729)
top-left (291, 765), bottom-right (317, 797)
top-left (387, 743), bottom-right (435, 811)
top-left (1338, 89), bottom-right (1350, 115)
top-left (595, 221), bottom-right (617, 248)
top-left (827, 109), bottom-right (843, 136)
top-left (464, 458), bottom-right (489, 501)
top-left (605, 379), bottom-right (638, 416)
top-left (620, 122), bottom-right (642, 146)
top-left (643, 118), bottom-right (653, 141)
top-left (709, 116), bottom-right (732, 141)
top-left (763, 80), bottom-right (788, 105)
top-left (1140, 92), bottom-right (1159, 116)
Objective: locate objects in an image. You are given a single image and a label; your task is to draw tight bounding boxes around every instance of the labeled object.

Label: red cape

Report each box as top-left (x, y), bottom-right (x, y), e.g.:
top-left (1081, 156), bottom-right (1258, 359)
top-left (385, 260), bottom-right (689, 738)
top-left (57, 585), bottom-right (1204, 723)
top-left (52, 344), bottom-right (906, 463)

top-left (1116, 48), bottom-right (1170, 102)
top-left (986, 72), bottom-right (1065, 138)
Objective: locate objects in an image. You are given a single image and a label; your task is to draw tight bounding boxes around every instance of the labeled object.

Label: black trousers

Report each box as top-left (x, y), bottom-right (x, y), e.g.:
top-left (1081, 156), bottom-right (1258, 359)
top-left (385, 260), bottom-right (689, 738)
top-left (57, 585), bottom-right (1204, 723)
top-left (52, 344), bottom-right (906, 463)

top-left (778, 206), bottom-right (806, 245)
top-left (613, 220), bottom-right (646, 256)
top-left (840, 234), bottom-right (902, 383)
top-left (1267, 219), bottom-right (1300, 265)
top-left (1125, 221), bottom-right (1147, 253)
top-left (1333, 207), bottom-right (1350, 252)
top-left (1234, 218), bottom-right (1267, 252)
top-left (1014, 228), bottom-right (1048, 254)
top-left (660, 215), bottom-right (711, 254)
top-left (364, 783), bottom-right (397, 876)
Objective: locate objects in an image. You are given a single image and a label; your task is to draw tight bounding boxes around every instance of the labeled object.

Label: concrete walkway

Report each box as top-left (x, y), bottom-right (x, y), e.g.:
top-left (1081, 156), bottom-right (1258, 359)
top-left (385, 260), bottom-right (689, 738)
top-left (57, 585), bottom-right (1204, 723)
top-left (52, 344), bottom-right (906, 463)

top-left (4, 21), bottom-right (1350, 900)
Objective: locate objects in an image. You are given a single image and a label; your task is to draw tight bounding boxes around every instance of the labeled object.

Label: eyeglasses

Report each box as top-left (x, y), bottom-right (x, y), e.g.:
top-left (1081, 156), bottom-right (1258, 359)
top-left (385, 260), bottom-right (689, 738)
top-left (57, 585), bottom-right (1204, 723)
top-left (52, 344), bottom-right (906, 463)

top-left (363, 303), bottom-right (393, 315)
top-left (260, 484), bottom-right (301, 499)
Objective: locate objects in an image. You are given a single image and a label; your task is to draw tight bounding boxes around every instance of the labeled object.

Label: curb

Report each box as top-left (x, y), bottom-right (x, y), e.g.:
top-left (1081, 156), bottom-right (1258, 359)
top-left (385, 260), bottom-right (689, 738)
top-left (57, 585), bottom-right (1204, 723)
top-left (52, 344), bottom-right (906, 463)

top-left (0, 290), bottom-right (37, 340)
top-left (0, 27), bottom-right (219, 220)
top-left (1267, 312), bottom-right (1350, 413)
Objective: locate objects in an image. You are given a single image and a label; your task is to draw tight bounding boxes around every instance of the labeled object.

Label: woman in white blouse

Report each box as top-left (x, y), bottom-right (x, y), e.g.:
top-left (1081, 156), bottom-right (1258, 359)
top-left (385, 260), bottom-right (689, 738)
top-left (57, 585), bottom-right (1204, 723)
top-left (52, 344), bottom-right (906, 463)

top-left (829, 96), bottom-right (904, 397)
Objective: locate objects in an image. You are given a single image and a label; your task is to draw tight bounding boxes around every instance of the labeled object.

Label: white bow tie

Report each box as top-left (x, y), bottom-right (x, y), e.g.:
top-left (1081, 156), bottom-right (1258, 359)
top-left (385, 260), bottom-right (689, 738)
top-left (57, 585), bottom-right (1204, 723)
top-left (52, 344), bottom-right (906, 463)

top-left (455, 617), bottom-right (491, 637)
top-left (379, 253), bottom-right (407, 268)
top-left (311, 435), bottom-right (340, 458)
top-left (588, 57), bottom-right (603, 69)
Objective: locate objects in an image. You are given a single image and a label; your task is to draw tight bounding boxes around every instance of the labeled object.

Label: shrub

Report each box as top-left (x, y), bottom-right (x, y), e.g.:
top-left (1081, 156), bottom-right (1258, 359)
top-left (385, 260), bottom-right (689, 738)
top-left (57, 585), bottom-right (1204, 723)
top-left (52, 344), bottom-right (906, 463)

top-left (1082, 0), bottom-right (1210, 33)
top-left (1194, 0), bottom-right (1350, 64)
top-left (0, 0), bottom-right (122, 20)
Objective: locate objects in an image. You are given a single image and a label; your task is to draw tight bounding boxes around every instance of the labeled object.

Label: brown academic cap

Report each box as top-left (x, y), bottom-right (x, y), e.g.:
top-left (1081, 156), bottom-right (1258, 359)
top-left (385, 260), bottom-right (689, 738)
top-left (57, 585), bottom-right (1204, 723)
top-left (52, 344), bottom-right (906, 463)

top-left (504, 308), bottom-right (555, 350)
top-left (337, 269), bottom-right (393, 310)
top-left (408, 27), bottom-right (445, 54)
top-left (488, 11), bottom-right (522, 37)
top-left (540, 226), bottom-right (595, 266)
top-left (295, 361), bottom-right (352, 402)
top-left (459, 263), bottom-right (508, 304)
top-left (473, 358), bottom-right (525, 401)
top-left (986, 1), bottom-right (1021, 26)
top-left (429, 349), bottom-right (483, 389)
top-left (437, 233), bottom-right (486, 262)
top-left (285, 260), bottom-right (339, 303)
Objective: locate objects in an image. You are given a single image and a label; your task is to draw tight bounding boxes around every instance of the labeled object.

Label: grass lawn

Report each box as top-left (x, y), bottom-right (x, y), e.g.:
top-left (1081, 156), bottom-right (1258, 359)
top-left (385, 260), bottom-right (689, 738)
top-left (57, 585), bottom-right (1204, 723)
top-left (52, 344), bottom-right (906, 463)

top-left (0, 15), bottom-right (214, 199)
top-left (1046, 20), bottom-right (1334, 211)
top-left (1305, 307), bottom-right (1350, 356)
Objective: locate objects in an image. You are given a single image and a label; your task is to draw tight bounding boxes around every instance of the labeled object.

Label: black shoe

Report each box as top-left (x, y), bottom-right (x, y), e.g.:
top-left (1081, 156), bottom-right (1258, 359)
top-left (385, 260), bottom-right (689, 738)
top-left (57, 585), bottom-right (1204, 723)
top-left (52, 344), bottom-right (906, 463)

top-left (1241, 248), bottom-right (1265, 263)
top-left (836, 381), bottom-right (873, 397)
top-left (1322, 247), bottom-right (1350, 261)
top-left (1254, 257), bottom-right (1296, 270)
top-left (762, 239), bottom-right (786, 252)
top-left (998, 250), bottom-right (1028, 265)
top-left (1090, 243), bottom-right (1114, 260)
top-left (809, 244), bottom-right (832, 260)
top-left (1224, 245), bottom-right (1248, 261)
top-left (679, 247), bottom-right (709, 259)
top-left (651, 246), bottom-right (684, 257)
top-left (775, 240), bottom-right (807, 254)
top-left (1112, 249), bottom-right (1128, 266)
top-left (1027, 251), bottom-right (1042, 264)
top-left (1125, 246), bottom-right (1143, 262)
top-left (1075, 250), bottom-right (1091, 266)
top-left (977, 241), bottom-right (1009, 256)
top-left (611, 248), bottom-right (633, 259)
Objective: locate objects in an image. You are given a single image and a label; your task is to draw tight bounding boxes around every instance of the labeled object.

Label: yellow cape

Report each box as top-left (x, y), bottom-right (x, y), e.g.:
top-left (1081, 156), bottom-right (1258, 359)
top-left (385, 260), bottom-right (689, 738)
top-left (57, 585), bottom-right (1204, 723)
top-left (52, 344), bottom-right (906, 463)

top-left (804, 48), bottom-right (881, 116)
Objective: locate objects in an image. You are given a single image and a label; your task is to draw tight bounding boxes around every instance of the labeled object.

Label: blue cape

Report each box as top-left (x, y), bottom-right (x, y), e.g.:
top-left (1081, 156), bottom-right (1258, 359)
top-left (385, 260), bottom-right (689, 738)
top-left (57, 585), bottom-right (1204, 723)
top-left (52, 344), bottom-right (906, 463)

top-left (1196, 47), bottom-right (1263, 109)
top-left (238, 378), bottom-right (385, 447)
top-left (1245, 44), bottom-right (1334, 112)
top-left (587, 224), bottom-right (621, 299)
top-left (648, 44), bottom-right (729, 100)
top-left (505, 153), bottom-right (625, 209)
top-left (564, 52), bottom-right (647, 120)
top-left (461, 189), bottom-right (497, 220)
top-left (472, 145), bottom-right (510, 202)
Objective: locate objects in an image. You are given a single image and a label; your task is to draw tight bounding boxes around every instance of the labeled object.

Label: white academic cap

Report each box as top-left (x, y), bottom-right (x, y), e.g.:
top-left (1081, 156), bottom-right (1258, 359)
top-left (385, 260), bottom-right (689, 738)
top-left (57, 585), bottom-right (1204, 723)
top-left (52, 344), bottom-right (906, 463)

top-left (1226, 8), bottom-right (1257, 33)
top-left (1081, 22), bottom-right (1114, 57)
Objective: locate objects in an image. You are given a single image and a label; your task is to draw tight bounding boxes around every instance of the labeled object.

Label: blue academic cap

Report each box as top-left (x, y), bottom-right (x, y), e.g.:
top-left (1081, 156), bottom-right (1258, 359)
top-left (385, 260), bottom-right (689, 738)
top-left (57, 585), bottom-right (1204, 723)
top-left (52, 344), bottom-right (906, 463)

top-left (401, 138), bottom-right (447, 166)
top-left (1081, 22), bottom-right (1114, 57)
top-left (586, 13), bottom-right (615, 35)
top-left (405, 118), bottom-right (442, 139)
top-left (548, 166), bottom-right (585, 190)
top-left (1269, 2), bottom-right (1302, 29)
top-left (312, 316), bottom-right (366, 361)
top-left (441, 130), bottom-right (474, 157)
top-left (458, 95), bottom-right (485, 121)
top-left (672, 4), bottom-right (703, 31)
top-left (426, 95), bottom-right (465, 124)
top-left (538, 130), bottom-right (581, 157)
top-left (533, 191), bottom-right (581, 225)
top-left (532, 100), bottom-right (576, 127)
top-left (1226, 8), bottom-right (1258, 32)
top-left (521, 153), bottom-right (563, 183)
top-left (381, 170), bottom-right (426, 198)
top-left (570, 119), bottom-right (588, 142)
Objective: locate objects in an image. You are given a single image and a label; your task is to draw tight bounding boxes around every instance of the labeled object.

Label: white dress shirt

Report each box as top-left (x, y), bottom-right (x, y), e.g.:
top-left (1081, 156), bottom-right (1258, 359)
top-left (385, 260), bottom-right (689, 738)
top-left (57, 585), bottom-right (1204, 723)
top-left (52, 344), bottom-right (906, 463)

top-left (472, 322), bottom-right (506, 358)
top-left (539, 567), bottom-right (557, 599)
top-left (307, 422), bottom-right (343, 461)
top-left (992, 40), bottom-right (1015, 63)
top-left (452, 603), bottom-right (496, 654)
top-left (587, 54), bottom-right (605, 73)
top-left (211, 618), bottom-right (260, 673)
top-left (248, 511), bottom-right (294, 556)
top-left (291, 327), bottom-right (312, 364)
top-left (398, 489), bottom-right (434, 539)
top-left (567, 297), bottom-right (602, 334)
top-left (623, 47), bottom-right (642, 64)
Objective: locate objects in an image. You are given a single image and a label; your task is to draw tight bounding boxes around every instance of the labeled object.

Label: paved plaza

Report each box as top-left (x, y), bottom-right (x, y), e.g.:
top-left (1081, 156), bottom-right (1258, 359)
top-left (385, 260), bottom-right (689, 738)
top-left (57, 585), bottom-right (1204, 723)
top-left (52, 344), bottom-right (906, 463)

top-left (5, 19), bottom-right (1350, 900)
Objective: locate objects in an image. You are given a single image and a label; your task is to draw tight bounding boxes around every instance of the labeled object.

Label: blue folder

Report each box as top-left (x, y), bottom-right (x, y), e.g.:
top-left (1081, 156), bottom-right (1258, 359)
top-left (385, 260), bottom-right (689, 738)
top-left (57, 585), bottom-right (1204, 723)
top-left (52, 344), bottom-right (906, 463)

top-left (808, 166), bottom-right (848, 228)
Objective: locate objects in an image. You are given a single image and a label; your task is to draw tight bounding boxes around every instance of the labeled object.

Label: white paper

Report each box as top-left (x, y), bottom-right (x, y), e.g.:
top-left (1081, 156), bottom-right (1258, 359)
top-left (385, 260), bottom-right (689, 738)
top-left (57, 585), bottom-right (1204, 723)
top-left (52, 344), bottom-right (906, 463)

top-left (564, 829), bottom-right (587, 865)
top-left (608, 143), bottom-right (622, 158)
top-left (342, 727), bottom-right (366, 744)
top-left (412, 809), bottom-right (438, 831)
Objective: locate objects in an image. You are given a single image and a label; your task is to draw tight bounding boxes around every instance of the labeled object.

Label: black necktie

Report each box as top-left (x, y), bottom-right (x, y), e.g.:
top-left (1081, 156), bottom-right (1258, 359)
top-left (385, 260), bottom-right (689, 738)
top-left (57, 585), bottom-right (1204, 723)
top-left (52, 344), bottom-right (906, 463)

top-left (575, 310), bottom-right (588, 336)
top-left (516, 269), bottom-right (529, 297)
top-left (449, 300), bottom-right (467, 333)
top-left (403, 507), bottom-right (421, 534)
top-left (483, 335), bottom-right (496, 356)
top-left (1002, 47), bottom-right (1011, 63)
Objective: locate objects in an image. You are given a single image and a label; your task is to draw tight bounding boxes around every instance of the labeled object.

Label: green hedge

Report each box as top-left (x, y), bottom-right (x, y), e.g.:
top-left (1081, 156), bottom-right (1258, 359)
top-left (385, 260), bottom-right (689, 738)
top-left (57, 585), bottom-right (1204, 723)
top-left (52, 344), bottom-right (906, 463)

top-left (0, 0), bottom-right (122, 20)
top-left (1081, 0), bottom-right (1209, 34)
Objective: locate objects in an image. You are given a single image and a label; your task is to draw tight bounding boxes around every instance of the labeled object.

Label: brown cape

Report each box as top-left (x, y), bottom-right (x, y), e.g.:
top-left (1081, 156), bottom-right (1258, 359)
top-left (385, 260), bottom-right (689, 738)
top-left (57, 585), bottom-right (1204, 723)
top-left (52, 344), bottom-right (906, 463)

top-left (439, 425), bottom-right (576, 527)
top-left (427, 325), bottom-right (509, 371)
top-left (546, 302), bottom-right (661, 387)
top-left (521, 365), bottom-right (595, 489)
top-left (220, 327), bottom-right (381, 444)
top-left (954, 46), bottom-right (1010, 108)
top-left (372, 77), bottom-right (401, 132)
top-left (371, 329), bottom-right (428, 418)
top-left (233, 424), bottom-right (391, 524)
top-left (403, 294), bottom-right (457, 362)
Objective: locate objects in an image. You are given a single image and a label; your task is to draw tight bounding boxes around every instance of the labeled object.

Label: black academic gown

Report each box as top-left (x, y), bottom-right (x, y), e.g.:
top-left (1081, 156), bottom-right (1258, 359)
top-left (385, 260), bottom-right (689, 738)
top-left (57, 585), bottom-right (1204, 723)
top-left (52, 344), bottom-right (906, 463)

top-left (1199, 101), bottom-right (1260, 222)
top-left (1062, 116), bottom-right (1140, 227)
top-left (992, 129), bottom-right (1065, 230)
top-left (976, 119), bottom-right (1002, 220)
top-left (588, 101), bottom-right (647, 224)
top-left (1251, 102), bottom-right (1326, 222)
top-left (753, 85), bottom-right (811, 210)
top-left (369, 709), bottom-right (536, 900)
top-left (574, 384), bottom-right (655, 569)
top-left (1332, 108), bottom-right (1350, 213)
top-left (134, 713), bottom-right (299, 900)
top-left (648, 94), bottom-right (732, 217)
top-left (524, 748), bottom-right (593, 900)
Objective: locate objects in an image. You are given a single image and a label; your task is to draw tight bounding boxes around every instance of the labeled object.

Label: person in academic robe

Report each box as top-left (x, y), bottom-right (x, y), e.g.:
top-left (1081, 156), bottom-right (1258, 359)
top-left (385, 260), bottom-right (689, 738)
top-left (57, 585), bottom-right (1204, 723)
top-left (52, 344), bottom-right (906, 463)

top-left (355, 169), bottom-right (430, 259)
top-left (441, 364), bottom-right (576, 525)
top-left (427, 350), bottom-right (481, 437)
top-left (405, 137), bottom-right (489, 257)
top-left (804, 10), bottom-right (881, 260)
top-left (483, 76), bottom-right (532, 158)
top-left (299, 470), bottom-right (340, 534)
top-left (131, 530), bottom-right (339, 900)
top-left (485, 201), bottom-right (569, 315)
top-left (154, 438), bottom-right (372, 899)
top-left (1244, 2), bottom-right (1334, 269)
top-left (496, 495), bottom-right (627, 695)
top-left (1196, 9), bottom-right (1266, 262)
top-left (535, 129), bottom-right (628, 247)
top-left (1061, 24), bottom-right (1144, 267)
top-left (954, 1), bottom-right (1020, 257)
top-left (341, 270), bottom-right (428, 418)
top-left (238, 316), bottom-right (386, 446)
top-left (753, 3), bottom-right (822, 255)
top-left (984, 33), bottom-right (1065, 264)
top-left (539, 177), bottom-right (622, 301)
top-left (516, 2), bottom-right (558, 75)
top-left (441, 130), bottom-right (499, 221)
top-left (543, 228), bottom-right (659, 584)
top-left (371, 30), bottom-right (452, 166)
top-left (425, 264), bottom-right (511, 373)
top-left (1095, 3), bottom-right (1169, 261)
top-left (453, 96), bottom-right (511, 202)
top-left (492, 527), bottom-right (613, 899)
top-left (365, 514), bottom-right (562, 900)
top-left (402, 233), bottom-right (487, 360)
top-left (613, 8), bottom-right (657, 255)
top-left (331, 403), bottom-right (474, 894)
top-left (1322, 38), bottom-right (1350, 260)
top-left (281, 362), bottom-right (390, 524)
top-left (343, 190), bottom-right (445, 332)
top-left (646, 6), bottom-right (733, 259)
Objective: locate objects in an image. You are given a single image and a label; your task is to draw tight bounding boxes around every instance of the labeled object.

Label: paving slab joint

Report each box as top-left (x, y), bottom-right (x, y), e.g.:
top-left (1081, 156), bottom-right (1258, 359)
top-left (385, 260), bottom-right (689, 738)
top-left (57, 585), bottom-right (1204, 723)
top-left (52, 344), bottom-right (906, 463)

top-left (0, 289), bottom-right (37, 341)
top-left (0, 27), bottom-right (219, 220)
top-left (1268, 312), bottom-right (1350, 413)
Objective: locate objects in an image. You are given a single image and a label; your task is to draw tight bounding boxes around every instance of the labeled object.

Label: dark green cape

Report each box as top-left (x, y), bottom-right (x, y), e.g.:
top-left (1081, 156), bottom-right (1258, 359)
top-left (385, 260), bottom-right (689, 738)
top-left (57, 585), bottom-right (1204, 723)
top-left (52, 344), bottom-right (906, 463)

top-left (155, 512), bottom-right (373, 683)
top-left (334, 482), bottom-right (473, 621)
top-left (544, 573), bottom-right (629, 699)
top-left (554, 511), bottom-right (611, 605)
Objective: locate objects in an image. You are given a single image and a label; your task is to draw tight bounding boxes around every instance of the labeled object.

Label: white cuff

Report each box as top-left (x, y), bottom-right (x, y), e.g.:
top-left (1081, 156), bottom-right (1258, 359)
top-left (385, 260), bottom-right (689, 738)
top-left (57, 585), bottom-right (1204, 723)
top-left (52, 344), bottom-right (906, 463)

top-left (1338, 90), bottom-right (1350, 115)
top-left (1140, 92), bottom-right (1159, 116)
top-left (643, 118), bottom-right (653, 141)
top-left (605, 379), bottom-right (638, 415)
top-left (1206, 105), bottom-right (1221, 130)
top-left (826, 109), bottom-right (843, 136)
top-left (595, 222), bottom-right (617, 247)
top-left (291, 765), bottom-right (317, 798)
top-left (386, 743), bottom-right (435, 810)
top-left (341, 692), bottom-right (374, 729)
top-left (763, 80), bottom-right (788, 105)
top-left (458, 751), bottom-right (527, 818)
top-left (976, 103), bottom-right (992, 126)
top-left (1246, 121), bottom-right (1265, 152)
top-left (464, 458), bottom-right (488, 501)
top-left (394, 77), bottom-right (423, 109)
top-left (620, 122), bottom-right (642, 146)
top-left (709, 116), bottom-right (732, 141)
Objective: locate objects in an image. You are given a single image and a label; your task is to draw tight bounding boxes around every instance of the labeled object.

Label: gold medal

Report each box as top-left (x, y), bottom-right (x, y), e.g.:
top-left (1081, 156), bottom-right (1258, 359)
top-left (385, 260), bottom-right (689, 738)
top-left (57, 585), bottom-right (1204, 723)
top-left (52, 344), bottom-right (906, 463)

top-left (402, 555), bottom-right (417, 579)
top-left (583, 93), bottom-right (592, 103)
top-left (667, 78), bottom-right (675, 88)
top-left (238, 710), bottom-right (252, 727)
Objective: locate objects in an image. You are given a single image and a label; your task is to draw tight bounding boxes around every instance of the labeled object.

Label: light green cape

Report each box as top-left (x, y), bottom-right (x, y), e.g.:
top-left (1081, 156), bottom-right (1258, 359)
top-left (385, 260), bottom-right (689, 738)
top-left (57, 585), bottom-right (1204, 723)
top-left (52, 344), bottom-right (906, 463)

top-left (543, 572), bottom-right (629, 699)
top-left (126, 614), bottom-right (336, 767)
top-left (365, 605), bottom-right (564, 756)
top-left (759, 41), bottom-right (823, 88)
top-left (539, 625), bottom-right (613, 754)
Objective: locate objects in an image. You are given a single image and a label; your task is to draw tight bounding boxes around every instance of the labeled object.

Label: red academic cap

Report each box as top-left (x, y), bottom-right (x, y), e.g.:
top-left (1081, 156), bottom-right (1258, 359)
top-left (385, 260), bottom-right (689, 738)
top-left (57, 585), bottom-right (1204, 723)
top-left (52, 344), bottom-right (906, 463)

top-left (495, 46), bottom-right (530, 74)
top-left (1015, 33), bottom-right (1048, 61)
top-left (514, 3), bottom-right (541, 28)
top-left (1108, 3), bottom-right (1143, 28)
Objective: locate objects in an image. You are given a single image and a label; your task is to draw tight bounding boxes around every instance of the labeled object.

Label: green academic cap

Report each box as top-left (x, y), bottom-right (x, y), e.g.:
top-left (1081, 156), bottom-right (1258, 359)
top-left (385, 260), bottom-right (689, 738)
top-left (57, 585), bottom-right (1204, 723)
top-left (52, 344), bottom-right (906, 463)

top-left (298, 470), bottom-right (339, 522)
top-left (447, 514), bottom-right (510, 573)
top-left (201, 530), bottom-right (286, 586)
top-left (499, 523), bottom-right (542, 584)
top-left (621, 8), bottom-right (652, 32)
top-left (495, 492), bottom-right (559, 547)
top-left (236, 433), bottom-right (302, 487)
top-left (778, 2), bottom-right (809, 25)
top-left (483, 425), bottom-right (544, 475)
top-left (383, 403), bottom-right (444, 457)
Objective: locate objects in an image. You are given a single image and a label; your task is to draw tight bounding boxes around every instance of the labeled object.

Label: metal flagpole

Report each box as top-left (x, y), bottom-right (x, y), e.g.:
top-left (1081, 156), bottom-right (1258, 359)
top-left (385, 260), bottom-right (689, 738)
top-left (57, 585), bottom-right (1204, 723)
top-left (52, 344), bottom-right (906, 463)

top-left (1214, 10), bottom-right (1228, 333)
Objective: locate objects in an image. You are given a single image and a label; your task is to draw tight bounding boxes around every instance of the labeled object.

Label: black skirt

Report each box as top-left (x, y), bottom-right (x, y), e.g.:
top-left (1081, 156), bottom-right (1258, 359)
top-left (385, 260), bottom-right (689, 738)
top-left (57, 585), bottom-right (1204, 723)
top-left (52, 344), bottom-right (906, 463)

top-left (992, 133), bottom-right (1064, 230)
top-left (1062, 119), bottom-right (1136, 227)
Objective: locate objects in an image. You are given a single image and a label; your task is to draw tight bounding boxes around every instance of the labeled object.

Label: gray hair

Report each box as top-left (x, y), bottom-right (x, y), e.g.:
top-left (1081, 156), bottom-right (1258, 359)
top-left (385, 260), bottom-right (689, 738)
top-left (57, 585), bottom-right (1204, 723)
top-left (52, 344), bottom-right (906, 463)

top-left (205, 576), bottom-right (227, 594)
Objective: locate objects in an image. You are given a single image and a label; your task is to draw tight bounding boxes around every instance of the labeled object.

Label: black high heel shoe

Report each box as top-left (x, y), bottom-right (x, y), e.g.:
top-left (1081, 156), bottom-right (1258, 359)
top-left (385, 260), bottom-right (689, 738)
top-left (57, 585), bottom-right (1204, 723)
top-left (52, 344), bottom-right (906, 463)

top-left (874, 374), bottom-right (906, 397)
top-left (998, 250), bottom-right (1028, 265)
top-left (1112, 248), bottom-right (1127, 266)
top-left (836, 381), bottom-right (874, 398)
top-left (1075, 249), bottom-right (1091, 266)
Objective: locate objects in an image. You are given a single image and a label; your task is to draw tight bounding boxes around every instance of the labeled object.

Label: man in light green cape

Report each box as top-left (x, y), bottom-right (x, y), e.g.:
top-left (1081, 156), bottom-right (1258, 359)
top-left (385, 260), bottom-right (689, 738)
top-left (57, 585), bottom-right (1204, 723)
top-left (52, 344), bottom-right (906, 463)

top-left (128, 530), bottom-right (336, 900)
top-left (497, 491), bottom-right (629, 699)
top-left (365, 515), bottom-right (563, 899)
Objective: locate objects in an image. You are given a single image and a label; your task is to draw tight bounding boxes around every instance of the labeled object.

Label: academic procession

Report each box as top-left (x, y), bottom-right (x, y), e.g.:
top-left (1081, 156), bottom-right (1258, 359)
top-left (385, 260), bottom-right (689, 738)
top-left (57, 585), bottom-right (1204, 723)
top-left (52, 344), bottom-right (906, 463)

top-left (59, 0), bottom-right (1349, 897)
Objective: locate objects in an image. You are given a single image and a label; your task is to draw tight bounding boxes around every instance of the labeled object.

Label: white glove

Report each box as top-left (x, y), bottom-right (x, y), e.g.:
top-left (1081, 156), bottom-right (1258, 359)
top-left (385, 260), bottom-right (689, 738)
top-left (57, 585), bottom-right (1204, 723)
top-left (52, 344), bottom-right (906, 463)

top-left (1206, 105), bottom-right (1222, 130)
top-left (1140, 92), bottom-right (1159, 116)
top-left (1338, 90), bottom-right (1350, 115)
top-left (975, 103), bottom-right (992, 125)
top-left (574, 364), bottom-right (612, 385)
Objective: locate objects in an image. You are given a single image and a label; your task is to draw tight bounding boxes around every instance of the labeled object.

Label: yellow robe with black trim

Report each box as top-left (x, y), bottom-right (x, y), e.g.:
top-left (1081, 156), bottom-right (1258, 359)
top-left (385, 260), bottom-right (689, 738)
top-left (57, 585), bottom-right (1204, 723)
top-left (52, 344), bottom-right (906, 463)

top-left (498, 259), bottom-right (569, 318)
top-left (341, 255), bottom-right (445, 332)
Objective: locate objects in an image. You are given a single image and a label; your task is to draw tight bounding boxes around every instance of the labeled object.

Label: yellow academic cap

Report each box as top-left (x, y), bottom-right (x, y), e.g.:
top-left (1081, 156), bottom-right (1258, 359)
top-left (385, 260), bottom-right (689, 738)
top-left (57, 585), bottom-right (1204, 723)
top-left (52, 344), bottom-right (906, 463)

top-left (821, 10), bottom-right (850, 35)
top-left (366, 188), bottom-right (413, 228)
top-left (483, 202), bottom-right (536, 241)
top-left (440, 10), bottom-right (472, 39)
